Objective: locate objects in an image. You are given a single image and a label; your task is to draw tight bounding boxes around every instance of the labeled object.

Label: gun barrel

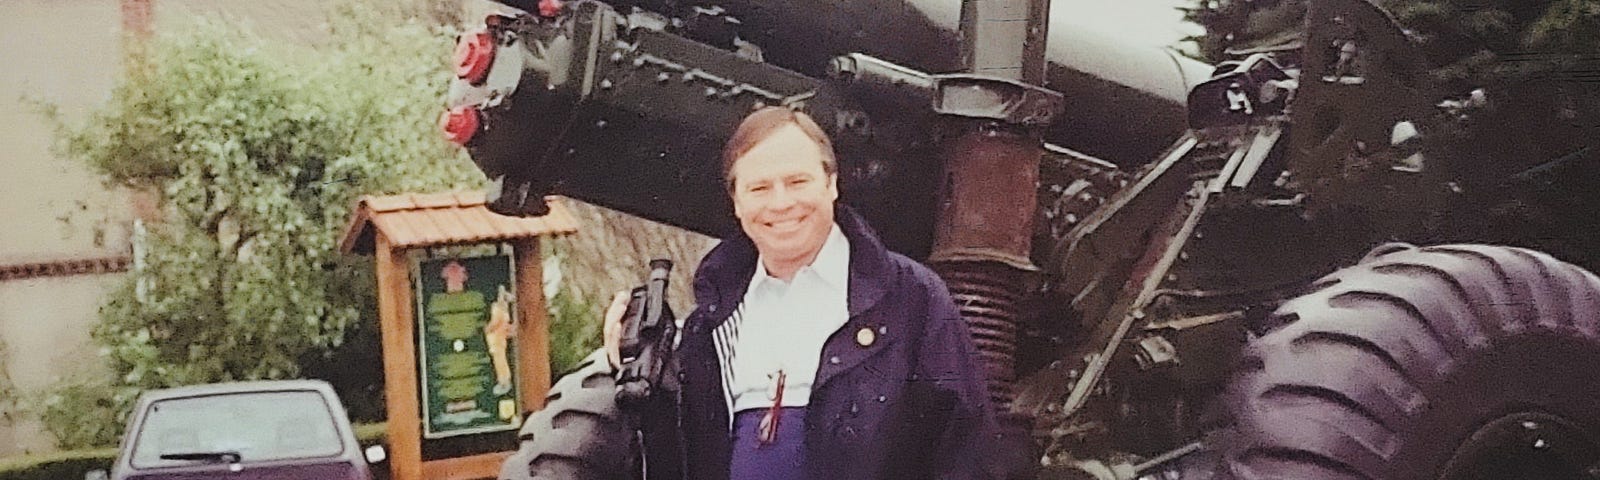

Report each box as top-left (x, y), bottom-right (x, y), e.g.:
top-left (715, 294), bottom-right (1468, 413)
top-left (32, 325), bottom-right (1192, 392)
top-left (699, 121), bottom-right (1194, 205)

top-left (449, 0), bottom-right (1208, 256)
top-left (487, 0), bottom-right (1206, 164)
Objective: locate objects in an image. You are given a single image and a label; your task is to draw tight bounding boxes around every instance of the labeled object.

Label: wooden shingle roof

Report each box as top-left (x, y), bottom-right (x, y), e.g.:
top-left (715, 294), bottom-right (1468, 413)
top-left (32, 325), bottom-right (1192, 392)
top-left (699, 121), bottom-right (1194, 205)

top-left (339, 192), bottom-right (578, 254)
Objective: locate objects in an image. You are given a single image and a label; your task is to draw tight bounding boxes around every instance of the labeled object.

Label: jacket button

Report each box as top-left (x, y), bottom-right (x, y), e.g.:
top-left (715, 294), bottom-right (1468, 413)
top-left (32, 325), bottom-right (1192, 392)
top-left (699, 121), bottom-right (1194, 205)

top-left (850, 403), bottom-right (860, 414)
top-left (709, 304), bottom-right (717, 312)
top-left (828, 356), bottom-right (841, 365)
top-left (876, 395), bottom-right (887, 403)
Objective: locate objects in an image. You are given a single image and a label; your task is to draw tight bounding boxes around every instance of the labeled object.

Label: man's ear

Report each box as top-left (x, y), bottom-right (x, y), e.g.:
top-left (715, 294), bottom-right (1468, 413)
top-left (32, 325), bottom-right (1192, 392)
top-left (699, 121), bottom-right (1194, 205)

top-left (826, 173), bottom-right (839, 201)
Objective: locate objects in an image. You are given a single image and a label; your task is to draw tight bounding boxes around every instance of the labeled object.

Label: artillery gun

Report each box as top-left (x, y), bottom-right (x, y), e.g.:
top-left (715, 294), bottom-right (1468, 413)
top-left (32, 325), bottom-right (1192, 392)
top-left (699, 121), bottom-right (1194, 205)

top-left (442, 0), bottom-right (1600, 478)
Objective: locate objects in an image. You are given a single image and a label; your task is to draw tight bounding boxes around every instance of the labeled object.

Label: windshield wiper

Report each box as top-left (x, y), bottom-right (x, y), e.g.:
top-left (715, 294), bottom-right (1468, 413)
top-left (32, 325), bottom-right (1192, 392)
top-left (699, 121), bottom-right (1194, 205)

top-left (159, 450), bottom-right (242, 463)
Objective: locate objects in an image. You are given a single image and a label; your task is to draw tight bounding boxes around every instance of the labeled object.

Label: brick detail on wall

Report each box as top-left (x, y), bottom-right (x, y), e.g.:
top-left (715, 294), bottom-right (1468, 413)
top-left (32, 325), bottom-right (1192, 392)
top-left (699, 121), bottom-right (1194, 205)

top-left (0, 256), bottom-right (132, 281)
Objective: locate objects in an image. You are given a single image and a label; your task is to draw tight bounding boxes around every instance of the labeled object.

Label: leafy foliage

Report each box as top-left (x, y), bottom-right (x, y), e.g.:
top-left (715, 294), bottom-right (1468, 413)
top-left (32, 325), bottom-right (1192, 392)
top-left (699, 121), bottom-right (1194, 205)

top-left (1180, 0), bottom-right (1306, 61)
top-left (1179, 0), bottom-right (1600, 174)
top-left (32, 378), bottom-right (128, 451)
top-left (1181, 0), bottom-right (1600, 268)
top-left (1182, 0), bottom-right (1600, 160)
top-left (45, 2), bottom-right (482, 447)
top-left (1182, 0), bottom-right (1600, 84)
top-left (545, 272), bottom-right (606, 378)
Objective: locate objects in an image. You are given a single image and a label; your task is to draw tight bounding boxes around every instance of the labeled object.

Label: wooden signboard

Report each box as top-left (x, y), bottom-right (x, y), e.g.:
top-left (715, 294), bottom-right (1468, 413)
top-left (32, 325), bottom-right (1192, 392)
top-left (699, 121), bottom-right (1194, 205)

top-left (415, 253), bottom-right (522, 439)
top-left (340, 192), bottom-right (578, 480)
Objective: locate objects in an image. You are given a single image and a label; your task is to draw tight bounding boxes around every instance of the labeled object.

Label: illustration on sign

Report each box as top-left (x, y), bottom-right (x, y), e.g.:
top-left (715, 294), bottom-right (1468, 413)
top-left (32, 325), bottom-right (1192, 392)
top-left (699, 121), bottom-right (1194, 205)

top-left (415, 253), bottom-right (521, 438)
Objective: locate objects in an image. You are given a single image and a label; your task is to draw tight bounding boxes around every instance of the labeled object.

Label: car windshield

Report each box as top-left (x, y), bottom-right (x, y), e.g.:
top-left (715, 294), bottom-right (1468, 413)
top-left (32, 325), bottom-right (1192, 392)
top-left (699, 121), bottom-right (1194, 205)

top-left (129, 390), bottom-right (344, 469)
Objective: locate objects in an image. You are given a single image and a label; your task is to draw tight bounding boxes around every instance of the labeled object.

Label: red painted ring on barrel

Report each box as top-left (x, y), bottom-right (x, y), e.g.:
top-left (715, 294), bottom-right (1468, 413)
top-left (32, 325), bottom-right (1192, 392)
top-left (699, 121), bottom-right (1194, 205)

top-left (453, 30), bottom-right (495, 84)
top-left (440, 106), bottom-right (480, 145)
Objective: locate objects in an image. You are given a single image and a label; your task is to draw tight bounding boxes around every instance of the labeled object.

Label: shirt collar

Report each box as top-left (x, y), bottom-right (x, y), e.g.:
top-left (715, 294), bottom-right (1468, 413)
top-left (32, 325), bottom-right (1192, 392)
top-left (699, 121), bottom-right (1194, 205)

top-left (750, 223), bottom-right (850, 292)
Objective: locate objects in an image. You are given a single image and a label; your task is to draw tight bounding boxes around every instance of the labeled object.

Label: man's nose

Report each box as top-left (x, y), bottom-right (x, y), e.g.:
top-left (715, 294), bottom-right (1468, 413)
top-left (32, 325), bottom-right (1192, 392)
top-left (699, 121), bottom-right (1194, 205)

top-left (766, 184), bottom-right (799, 211)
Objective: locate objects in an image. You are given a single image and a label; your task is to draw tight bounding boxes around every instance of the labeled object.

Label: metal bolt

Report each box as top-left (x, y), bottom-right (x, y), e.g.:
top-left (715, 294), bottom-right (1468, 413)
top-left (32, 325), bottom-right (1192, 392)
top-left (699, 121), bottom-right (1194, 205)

top-left (656, 72), bottom-right (671, 83)
top-left (632, 57), bottom-right (646, 67)
top-left (704, 87), bottom-right (718, 97)
top-left (609, 51), bottom-right (624, 63)
top-left (599, 79), bottom-right (613, 90)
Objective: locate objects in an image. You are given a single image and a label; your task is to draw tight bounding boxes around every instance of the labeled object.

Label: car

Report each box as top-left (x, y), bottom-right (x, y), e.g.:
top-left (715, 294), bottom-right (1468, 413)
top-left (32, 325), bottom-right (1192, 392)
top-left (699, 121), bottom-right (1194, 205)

top-left (102, 380), bottom-right (382, 480)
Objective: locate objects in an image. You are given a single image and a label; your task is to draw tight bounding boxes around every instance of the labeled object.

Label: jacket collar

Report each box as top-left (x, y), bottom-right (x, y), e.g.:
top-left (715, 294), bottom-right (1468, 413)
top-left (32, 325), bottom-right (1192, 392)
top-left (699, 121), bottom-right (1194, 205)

top-left (693, 205), bottom-right (893, 326)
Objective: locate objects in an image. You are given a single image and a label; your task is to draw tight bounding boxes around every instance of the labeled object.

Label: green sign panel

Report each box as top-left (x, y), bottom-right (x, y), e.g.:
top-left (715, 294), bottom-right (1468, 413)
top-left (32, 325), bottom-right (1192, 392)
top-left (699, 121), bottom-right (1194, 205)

top-left (414, 252), bottom-right (521, 438)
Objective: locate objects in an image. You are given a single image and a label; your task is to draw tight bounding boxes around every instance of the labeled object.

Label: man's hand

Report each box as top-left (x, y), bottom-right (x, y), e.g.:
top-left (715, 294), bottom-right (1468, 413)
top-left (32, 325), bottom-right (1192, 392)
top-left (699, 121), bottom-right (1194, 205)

top-left (602, 290), bottom-right (631, 369)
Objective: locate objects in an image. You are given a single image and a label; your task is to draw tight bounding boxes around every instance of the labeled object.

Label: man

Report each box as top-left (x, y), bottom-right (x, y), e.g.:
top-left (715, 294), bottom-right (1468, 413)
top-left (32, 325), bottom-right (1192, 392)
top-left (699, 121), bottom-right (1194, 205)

top-left (605, 107), bottom-right (996, 480)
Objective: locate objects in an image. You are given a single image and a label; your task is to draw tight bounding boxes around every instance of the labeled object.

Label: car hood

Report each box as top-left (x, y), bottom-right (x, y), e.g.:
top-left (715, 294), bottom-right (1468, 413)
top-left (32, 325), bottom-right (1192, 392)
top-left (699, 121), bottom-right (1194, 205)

top-left (119, 462), bottom-right (366, 480)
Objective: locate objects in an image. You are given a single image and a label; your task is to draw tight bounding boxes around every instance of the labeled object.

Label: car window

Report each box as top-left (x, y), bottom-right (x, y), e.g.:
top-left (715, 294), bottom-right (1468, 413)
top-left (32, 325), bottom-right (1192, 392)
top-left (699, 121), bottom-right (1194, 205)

top-left (129, 390), bottom-right (344, 469)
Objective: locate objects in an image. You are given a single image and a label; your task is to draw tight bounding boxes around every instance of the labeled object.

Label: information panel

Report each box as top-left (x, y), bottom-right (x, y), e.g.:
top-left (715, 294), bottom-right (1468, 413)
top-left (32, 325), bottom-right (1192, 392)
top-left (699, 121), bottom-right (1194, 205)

top-left (414, 252), bottom-right (521, 438)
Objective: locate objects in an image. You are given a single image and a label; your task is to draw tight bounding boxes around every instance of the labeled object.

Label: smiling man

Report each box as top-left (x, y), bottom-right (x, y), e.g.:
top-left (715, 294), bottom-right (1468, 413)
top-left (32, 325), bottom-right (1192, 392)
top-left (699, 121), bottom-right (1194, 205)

top-left (605, 107), bottom-right (997, 480)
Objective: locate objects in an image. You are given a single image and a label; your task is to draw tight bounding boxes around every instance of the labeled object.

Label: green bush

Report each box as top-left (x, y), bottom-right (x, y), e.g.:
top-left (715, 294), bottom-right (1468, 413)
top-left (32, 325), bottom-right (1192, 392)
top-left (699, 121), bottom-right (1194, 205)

top-left (546, 282), bottom-right (604, 378)
top-left (42, 0), bottom-right (480, 447)
top-left (33, 379), bottom-right (132, 452)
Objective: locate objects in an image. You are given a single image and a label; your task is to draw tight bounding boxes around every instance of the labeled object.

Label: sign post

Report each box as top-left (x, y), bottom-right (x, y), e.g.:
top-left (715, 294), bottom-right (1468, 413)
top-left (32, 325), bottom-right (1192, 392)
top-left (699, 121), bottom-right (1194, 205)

top-left (341, 192), bottom-right (578, 480)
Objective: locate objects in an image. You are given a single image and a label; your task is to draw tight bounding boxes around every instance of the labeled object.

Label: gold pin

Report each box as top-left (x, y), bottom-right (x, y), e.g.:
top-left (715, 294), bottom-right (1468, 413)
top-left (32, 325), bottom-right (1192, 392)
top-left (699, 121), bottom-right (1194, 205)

top-left (856, 327), bottom-right (876, 347)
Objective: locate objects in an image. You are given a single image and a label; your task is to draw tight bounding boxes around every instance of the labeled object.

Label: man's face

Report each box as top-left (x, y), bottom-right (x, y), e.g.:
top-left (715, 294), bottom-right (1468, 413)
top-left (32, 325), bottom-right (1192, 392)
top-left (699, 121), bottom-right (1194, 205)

top-left (729, 124), bottom-right (839, 268)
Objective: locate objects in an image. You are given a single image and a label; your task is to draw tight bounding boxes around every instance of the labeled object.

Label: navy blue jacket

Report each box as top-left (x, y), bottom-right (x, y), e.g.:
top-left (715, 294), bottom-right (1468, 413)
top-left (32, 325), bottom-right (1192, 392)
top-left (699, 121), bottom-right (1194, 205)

top-left (674, 206), bottom-right (997, 480)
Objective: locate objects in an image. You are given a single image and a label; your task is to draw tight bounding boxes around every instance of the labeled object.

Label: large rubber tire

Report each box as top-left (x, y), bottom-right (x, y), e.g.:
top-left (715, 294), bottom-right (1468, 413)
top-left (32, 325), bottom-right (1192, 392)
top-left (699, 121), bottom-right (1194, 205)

top-left (1214, 244), bottom-right (1600, 479)
top-left (499, 350), bottom-right (637, 480)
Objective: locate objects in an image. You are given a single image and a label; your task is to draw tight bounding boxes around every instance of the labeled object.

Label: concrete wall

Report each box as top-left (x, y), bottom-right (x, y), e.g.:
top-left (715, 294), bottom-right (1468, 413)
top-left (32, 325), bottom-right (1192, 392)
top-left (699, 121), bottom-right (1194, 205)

top-left (0, 0), bottom-right (331, 457)
top-left (0, 0), bottom-right (131, 458)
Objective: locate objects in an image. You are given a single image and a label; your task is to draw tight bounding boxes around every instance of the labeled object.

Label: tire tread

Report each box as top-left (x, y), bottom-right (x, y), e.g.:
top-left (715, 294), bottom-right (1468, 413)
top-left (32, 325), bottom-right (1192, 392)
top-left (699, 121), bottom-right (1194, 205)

top-left (1218, 244), bottom-right (1600, 480)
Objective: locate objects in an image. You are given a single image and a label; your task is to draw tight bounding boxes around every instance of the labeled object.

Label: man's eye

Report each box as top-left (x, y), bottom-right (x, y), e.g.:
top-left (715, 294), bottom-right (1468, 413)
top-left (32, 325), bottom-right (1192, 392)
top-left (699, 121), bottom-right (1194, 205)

top-left (748, 185), bottom-right (770, 193)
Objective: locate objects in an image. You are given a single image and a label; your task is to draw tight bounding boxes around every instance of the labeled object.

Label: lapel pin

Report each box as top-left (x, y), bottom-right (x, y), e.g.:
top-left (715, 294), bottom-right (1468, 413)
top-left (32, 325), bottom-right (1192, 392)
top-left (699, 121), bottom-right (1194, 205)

top-left (856, 327), bottom-right (876, 347)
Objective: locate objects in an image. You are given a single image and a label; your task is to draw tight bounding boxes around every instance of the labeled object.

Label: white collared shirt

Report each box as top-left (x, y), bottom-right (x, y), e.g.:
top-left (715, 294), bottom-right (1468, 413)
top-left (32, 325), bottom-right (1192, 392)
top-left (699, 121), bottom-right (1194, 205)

top-left (726, 224), bottom-right (851, 413)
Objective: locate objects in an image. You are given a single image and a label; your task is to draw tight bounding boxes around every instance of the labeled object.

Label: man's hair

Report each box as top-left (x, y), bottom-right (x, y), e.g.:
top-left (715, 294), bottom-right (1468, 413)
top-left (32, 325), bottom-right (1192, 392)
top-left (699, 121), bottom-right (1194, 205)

top-left (720, 106), bottom-right (837, 192)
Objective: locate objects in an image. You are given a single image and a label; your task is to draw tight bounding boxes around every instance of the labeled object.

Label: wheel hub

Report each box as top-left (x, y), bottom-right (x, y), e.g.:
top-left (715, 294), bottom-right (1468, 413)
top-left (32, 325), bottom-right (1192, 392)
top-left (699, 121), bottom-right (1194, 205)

top-left (1440, 412), bottom-right (1600, 480)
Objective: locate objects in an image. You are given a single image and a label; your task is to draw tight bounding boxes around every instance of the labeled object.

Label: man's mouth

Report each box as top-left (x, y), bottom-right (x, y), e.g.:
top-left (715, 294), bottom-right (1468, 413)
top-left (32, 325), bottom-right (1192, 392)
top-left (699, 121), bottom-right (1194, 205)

top-left (765, 217), bottom-right (805, 232)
